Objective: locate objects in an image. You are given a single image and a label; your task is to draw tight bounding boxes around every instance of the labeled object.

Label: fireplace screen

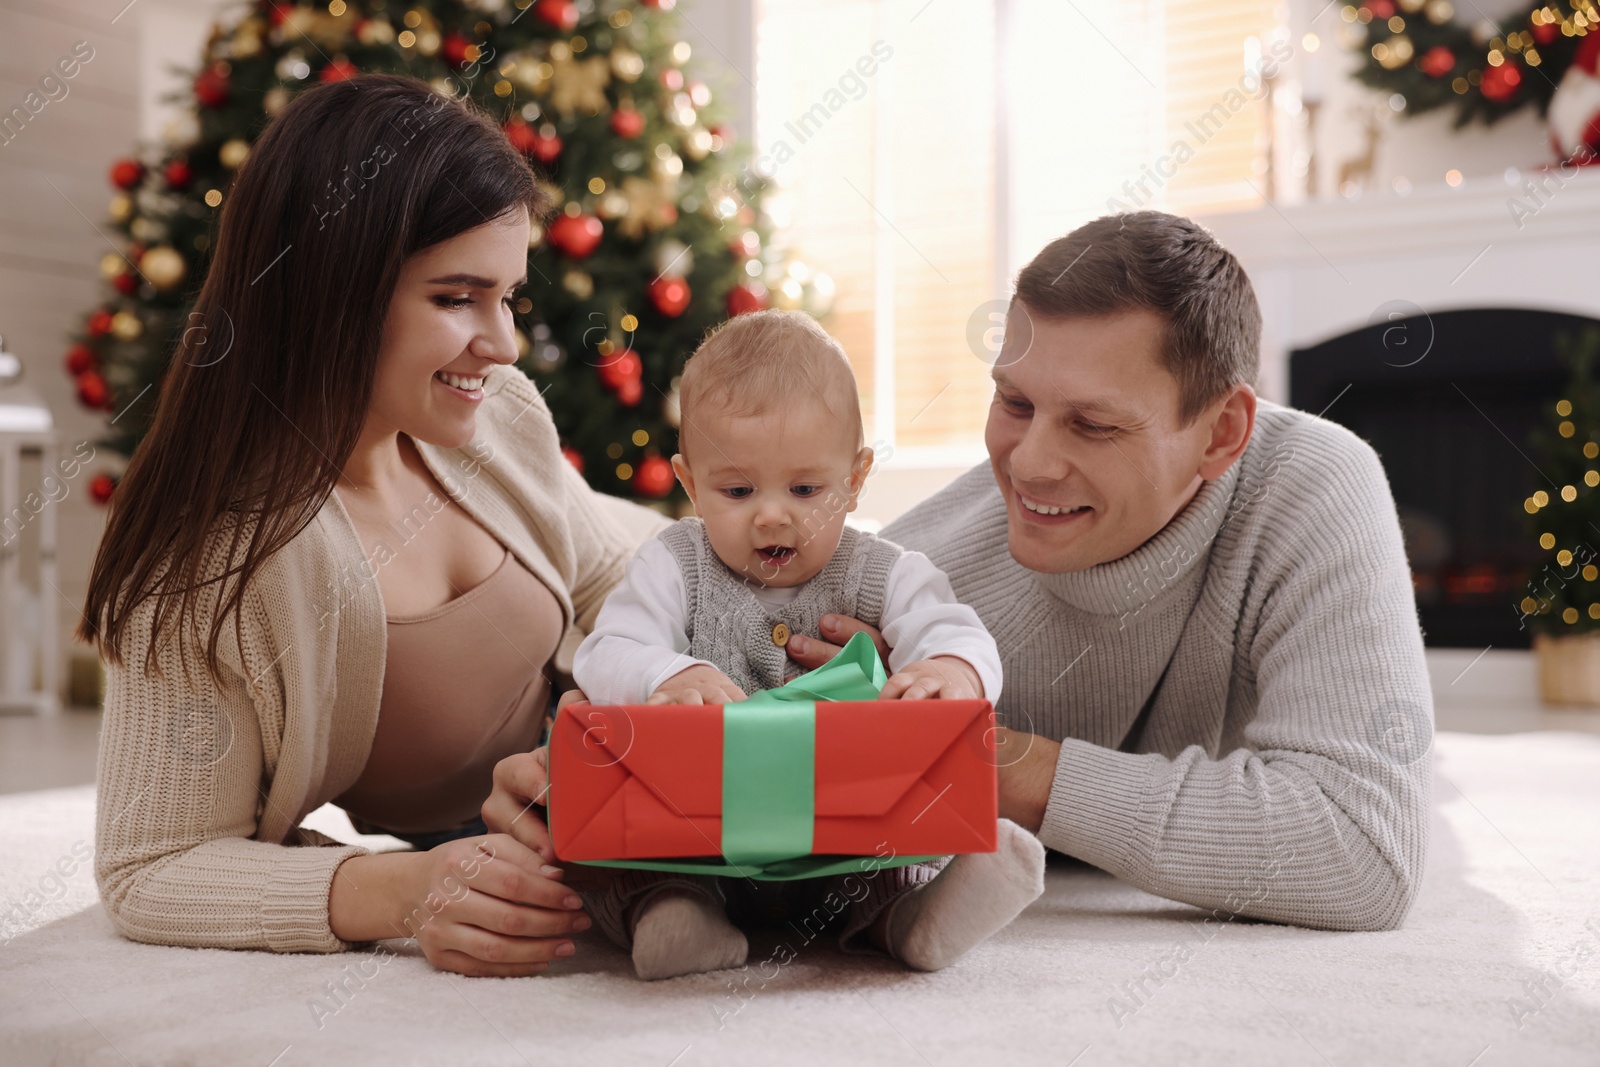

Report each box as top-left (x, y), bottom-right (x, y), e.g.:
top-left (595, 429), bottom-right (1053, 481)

top-left (1289, 308), bottom-right (1598, 649)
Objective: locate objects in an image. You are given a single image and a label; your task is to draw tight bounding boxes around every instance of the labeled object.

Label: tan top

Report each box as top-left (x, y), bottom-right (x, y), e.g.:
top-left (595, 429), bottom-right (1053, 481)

top-left (334, 549), bottom-right (564, 833)
top-left (93, 363), bottom-right (673, 954)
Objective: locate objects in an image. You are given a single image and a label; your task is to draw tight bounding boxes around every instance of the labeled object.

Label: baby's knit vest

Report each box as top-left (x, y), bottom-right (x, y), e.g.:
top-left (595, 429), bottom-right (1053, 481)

top-left (659, 517), bottom-right (903, 695)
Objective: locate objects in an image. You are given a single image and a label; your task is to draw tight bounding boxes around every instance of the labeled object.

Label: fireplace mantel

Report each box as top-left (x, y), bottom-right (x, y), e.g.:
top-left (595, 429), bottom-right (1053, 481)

top-left (1196, 168), bottom-right (1600, 404)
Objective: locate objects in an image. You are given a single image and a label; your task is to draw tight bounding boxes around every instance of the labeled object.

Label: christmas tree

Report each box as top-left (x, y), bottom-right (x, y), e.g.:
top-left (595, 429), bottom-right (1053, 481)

top-left (1346, 1), bottom-right (1583, 129)
top-left (64, 0), bottom-right (831, 507)
top-left (1520, 326), bottom-right (1600, 633)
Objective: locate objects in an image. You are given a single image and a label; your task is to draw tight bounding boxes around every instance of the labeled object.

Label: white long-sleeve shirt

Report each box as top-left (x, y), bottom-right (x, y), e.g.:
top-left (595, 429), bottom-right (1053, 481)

top-left (573, 534), bottom-right (1003, 705)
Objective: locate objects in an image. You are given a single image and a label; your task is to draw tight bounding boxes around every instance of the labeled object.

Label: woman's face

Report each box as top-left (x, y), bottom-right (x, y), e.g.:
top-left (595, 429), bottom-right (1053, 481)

top-left (366, 206), bottom-right (531, 450)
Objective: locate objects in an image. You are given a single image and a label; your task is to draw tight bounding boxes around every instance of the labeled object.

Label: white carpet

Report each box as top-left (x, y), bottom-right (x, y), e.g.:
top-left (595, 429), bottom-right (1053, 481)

top-left (2, 731), bottom-right (1597, 1066)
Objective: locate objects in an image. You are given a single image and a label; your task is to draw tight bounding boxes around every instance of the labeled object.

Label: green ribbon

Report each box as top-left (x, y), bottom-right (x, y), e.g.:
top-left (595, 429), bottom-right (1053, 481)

top-left (570, 632), bottom-right (939, 881)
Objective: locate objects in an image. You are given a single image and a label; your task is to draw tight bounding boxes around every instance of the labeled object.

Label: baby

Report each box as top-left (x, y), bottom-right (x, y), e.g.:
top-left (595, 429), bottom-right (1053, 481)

top-left (568, 309), bottom-right (1045, 980)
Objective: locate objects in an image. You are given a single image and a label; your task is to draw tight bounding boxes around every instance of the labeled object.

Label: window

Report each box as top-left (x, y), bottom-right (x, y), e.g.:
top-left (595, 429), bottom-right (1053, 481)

top-left (754, 0), bottom-right (1283, 463)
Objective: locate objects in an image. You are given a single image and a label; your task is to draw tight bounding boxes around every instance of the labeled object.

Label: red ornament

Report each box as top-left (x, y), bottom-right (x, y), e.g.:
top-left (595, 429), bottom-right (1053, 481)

top-left (109, 158), bottom-right (145, 191)
top-left (534, 0), bottom-right (579, 31)
top-left (320, 58), bottom-right (359, 83)
top-left (641, 0), bottom-right (676, 9)
top-left (194, 65), bottom-right (230, 108)
top-left (1532, 20), bottom-right (1560, 46)
top-left (1419, 46), bottom-right (1455, 79)
top-left (86, 310), bottom-right (113, 337)
top-left (442, 33), bottom-right (473, 69)
top-left (726, 282), bottom-right (767, 317)
top-left (617, 378), bottom-right (643, 406)
top-left (1480, 59), bottom-right (1523, 104)
top-left (561, 446), bottom-right (584, 474)
top-left (632, 455), bottom-right (676, 498)
top-left (89, 473), bottom-right (116, 505)
top-left (163, 159), bottom-right (193, 190)
top-left (75, 369), bottom-right (109, 409)
top-left (547, 213), bottom-right (604, 258)
top-left (507, 120), bottom-right (562, 164)
top-left (596, 348), bottom-right (643, 391)
top-left (610, 107), bottom-right (645, 138)
top-left (1363, 0), bottom-right (1395, 19)
top-left (531, 129), bottom-right (563, 165)
top-left (65, 345), bottom-right (97, 376)
top-left (112, 272), bottom-right (138, 296)
top-left (648, 276), bottom-right (691, 317)
top-left (504, 119), bottom-right (537, 152)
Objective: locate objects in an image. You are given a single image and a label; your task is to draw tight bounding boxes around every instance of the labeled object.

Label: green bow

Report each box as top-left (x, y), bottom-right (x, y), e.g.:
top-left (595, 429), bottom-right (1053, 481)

top-left (572, 631), bottom-right (939, 881)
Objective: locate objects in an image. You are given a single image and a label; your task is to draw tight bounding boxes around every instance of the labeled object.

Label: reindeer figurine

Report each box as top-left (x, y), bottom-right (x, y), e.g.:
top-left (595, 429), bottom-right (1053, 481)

top-left (1337, 105), bottom-right (1385, 195)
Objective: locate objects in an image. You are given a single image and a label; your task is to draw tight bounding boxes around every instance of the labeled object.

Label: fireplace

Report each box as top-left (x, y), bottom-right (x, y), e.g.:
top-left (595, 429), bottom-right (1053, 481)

top-left (1289, 308), bottom-right (1598, 648)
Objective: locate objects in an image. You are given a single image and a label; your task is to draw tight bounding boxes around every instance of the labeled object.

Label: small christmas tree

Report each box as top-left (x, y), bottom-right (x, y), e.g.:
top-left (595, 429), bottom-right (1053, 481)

top-left (63, 0), bottom-right (831, 507)
top-left (1520, 326), bottom-right (1600, 633)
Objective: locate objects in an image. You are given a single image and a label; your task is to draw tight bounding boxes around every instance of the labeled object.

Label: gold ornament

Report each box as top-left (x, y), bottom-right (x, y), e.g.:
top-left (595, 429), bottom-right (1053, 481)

top-left (140, 247), bottom-right (187, 293)
top-left (277, 6), bottom-right (351, 49)
top-left (109, 194), bottom-right (133, 223)
top-left (610, 46), bottom-right (644, 82)
top-left (357, 17), bottom-right (396, 46)
top-left (683, 126), bottom-right (713, 161)
top-left (546, 55), bottom-right (611, 116)
top-left (563, 269), bottom-right (595, 299)
top-left (616, 176), bottom-right (676, 239)
top-left (219, 138), bottom-right (250, 170)
top-left (232, 18), bottom-right (265, 58)
top-left (129, 217), bottom-right (165, 243)
top-left (111, 310), bottom-right (143, 340)
top-left (263, 86), bottom-right (290, 116)
top-left (99, 252), bottom-right (126, 280)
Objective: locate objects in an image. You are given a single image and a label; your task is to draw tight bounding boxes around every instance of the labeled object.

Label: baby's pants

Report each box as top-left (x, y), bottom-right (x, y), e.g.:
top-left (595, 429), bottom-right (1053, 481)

top-left (578, 856), bottom-right (953, 957)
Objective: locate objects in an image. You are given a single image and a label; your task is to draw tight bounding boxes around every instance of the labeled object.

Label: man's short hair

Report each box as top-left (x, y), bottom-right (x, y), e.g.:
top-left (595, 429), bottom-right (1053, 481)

top-left (1013, 211), bottom-right (1261, 424)
top-left (678, 309), bottom-right (862, 458)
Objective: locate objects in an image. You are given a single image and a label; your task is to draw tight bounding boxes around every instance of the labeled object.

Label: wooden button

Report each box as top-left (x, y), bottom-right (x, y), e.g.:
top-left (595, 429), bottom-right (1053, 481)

top-left (771, 622), bottom-right (790, 646)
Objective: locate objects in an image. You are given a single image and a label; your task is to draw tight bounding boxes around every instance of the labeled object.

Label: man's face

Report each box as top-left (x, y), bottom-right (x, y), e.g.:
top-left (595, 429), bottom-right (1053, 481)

top-left (984, 306), bottom-right (1238, 574)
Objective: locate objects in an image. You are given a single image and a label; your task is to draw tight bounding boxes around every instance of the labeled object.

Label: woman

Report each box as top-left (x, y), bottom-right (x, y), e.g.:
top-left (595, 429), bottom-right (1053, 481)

top-left (80, 74), bottom-right (657, 978)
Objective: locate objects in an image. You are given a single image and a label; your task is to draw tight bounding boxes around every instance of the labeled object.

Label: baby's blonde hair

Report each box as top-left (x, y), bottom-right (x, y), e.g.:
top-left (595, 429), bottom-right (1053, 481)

top-left (677, 309), bottom-right (863, 459)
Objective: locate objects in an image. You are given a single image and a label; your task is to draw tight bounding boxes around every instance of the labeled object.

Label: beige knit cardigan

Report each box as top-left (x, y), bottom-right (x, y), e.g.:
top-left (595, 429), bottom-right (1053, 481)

top-left (93, 363), bottom-right (669, 953)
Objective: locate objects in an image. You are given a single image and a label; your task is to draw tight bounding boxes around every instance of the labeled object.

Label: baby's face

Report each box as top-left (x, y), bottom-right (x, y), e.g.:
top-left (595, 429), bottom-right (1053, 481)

top-left (672, 400), bottom-right (873, 587)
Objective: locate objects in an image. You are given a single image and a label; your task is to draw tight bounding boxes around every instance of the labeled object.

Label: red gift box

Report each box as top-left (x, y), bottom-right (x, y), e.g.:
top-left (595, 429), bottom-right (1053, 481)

top-left (548, 699), bottom-right (998, 867)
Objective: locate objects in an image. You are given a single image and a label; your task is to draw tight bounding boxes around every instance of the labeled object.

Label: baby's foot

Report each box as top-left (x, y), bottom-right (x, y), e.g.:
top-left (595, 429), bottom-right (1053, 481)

top-left (886, 819), bottom-right (1046, 971)
top-left (628, 886), bottom-right (749, 981)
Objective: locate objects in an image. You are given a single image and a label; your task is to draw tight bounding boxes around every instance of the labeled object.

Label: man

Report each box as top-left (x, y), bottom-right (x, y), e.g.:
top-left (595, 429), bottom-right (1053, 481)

top-left (786, 210), bottom-right (1432, 932)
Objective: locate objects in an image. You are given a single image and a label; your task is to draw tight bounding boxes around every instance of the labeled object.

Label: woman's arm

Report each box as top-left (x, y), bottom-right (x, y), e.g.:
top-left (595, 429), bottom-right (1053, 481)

top-left (94, 595), bottom-right (368, 953)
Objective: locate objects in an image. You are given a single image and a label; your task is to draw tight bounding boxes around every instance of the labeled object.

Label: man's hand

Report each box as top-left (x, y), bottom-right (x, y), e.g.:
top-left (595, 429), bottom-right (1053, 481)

top-left (879, 656), bottom-right (983, 700)
top-left (647, 664), bottom-right (746, 705)
top-left (783, 613), bottom-right (891, 669)
top-left (994, 726), bottom-right (1061, 835)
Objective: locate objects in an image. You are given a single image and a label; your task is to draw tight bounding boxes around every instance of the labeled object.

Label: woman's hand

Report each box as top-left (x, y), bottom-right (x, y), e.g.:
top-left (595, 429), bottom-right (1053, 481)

top-left (409, 835), bottom-right (589, 977)
top-left (329, 834), bottom-right (590, 978)
top-left (783, 613), bottom-right (891, 668)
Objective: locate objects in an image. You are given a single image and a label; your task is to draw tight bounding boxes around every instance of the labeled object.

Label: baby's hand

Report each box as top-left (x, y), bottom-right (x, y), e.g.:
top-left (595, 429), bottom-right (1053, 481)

top-left (647, 664), bottom-right (747, 705)
top-left (879, 656), bottom-right (984, 701)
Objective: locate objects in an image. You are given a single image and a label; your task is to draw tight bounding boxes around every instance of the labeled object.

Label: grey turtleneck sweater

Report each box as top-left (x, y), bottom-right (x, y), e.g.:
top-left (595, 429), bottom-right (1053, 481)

top-left (882, 399), bottom-right (1432, 932)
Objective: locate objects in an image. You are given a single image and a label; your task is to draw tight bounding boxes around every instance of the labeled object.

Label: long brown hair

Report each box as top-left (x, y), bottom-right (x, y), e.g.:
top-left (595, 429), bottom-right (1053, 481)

top-left (80, 74), bottom-right (553, 680)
